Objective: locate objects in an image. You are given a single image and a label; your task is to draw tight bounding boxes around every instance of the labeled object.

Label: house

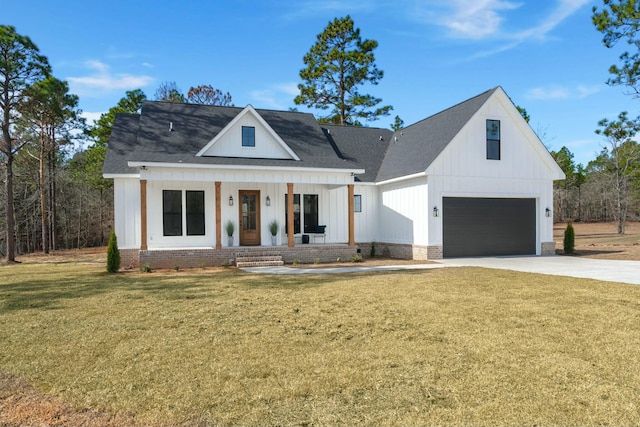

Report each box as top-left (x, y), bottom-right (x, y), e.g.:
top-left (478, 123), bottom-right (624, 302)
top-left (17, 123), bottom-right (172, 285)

top-left (103, 86), bottom-right (565, 268)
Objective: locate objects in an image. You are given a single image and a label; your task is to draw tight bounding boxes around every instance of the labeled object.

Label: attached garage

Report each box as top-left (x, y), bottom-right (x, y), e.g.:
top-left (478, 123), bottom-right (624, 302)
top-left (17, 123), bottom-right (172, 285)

top-left (443, 197), bottom-right (536, 257)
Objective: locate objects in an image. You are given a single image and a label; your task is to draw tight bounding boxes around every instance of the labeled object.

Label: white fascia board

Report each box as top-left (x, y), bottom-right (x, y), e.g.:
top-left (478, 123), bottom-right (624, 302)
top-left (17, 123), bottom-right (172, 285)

top-left (195, 104), bottom-right (301, 160)
top-left (375, 171), bottom-right (427, 186)
top-left (127, 160), bottom-right (364, 175)
top-left (103, 173), bottom-right (140, 179)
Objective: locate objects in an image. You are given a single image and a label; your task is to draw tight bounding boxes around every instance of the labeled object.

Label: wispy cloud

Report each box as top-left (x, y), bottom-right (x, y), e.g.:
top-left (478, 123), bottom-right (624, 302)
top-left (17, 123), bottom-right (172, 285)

top-left (250, 83), bottom-right (299, 109)
top-left (67, 60), bottom-right (154, 96)
top-left (80, 111), bottom-right (104, 126)
top-left (525, 84), bottom-right (601, 100)
top-left (416, 0), bottom-right (589, 58)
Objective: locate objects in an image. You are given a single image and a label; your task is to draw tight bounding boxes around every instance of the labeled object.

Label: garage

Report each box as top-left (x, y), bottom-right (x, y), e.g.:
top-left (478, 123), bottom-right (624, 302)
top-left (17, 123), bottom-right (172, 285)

top-left (443, 197), bottom-right (536, 257)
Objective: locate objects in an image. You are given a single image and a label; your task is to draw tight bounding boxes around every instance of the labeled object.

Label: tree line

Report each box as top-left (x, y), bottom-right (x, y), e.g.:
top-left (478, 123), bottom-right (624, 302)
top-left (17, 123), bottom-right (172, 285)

top-left (3, 4), bottom-right (640, 261)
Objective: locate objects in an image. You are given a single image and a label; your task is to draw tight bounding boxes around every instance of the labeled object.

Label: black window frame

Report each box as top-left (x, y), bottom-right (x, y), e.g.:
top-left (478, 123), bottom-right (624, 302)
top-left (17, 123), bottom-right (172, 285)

top-left (242, 126), bottom-right (255, 147)
top-left (162, 190), bottom-right (183, 236)
top-left (303, 194), bottom-right (319, 232)
top-left (186, 190), bottom-right (205, 236)
top-left (354, 194), bottom-right (362, 213)
top-left (285, 193), bottom-right (301, 234)
top-left (486, 119), bottom-right (501, 160)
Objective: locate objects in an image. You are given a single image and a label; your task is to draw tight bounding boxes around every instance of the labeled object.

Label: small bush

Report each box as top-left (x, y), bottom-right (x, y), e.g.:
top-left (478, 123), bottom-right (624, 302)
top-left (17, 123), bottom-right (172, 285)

top-left (336, 257), bottom-right (342, 263)
top-left (564, 222), bottom-right (575, 254)
top-left (174, 265), bottom-right (180, 272)
top-left (370, 241), bottom-right (376, 257)
top-left (351, 254), bottom-right (363, 263)
top-left (222, 260), bottom-right (230, 268)
top-left (141, 263), bottom-right (152, 273)
top-left (314, 258), bottom-right (320, 264)
top-left (106, 229), bottom-right (120, 273)
top-left (293, 259), bottom-right (300, 265)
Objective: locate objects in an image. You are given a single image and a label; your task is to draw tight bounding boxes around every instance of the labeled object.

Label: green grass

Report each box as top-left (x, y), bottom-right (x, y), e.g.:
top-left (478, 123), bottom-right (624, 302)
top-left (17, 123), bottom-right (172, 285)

top-left (1, 262), bottom-right (640, 426)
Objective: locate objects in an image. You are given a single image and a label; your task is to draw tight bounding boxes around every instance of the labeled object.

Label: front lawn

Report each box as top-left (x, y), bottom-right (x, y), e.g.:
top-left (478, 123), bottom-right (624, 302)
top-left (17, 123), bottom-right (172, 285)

top-left (1, 262), bottom-right (639, 426)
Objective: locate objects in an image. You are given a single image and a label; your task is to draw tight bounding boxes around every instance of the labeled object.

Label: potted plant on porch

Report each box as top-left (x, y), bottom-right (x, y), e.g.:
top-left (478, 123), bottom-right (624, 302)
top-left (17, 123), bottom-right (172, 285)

top-left (225, 220), bottom-right (235, 246)
top-left (268, 220), bottom-right (279, 246)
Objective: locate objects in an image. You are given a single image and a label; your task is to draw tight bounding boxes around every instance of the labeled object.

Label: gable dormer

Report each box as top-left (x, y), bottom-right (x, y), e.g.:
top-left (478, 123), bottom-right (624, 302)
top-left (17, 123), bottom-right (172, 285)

top-left (196, 105), bottom-right (300, 160)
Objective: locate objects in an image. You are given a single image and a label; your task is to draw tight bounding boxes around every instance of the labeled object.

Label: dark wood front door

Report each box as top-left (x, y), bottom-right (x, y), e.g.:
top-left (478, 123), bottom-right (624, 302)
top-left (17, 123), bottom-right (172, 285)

top-left (239, 190), bottom-right (261, 246)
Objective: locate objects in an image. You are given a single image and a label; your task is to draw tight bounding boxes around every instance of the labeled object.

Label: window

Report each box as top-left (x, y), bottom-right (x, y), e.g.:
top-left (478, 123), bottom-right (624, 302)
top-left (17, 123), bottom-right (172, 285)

top-left (186, 191), bottom-right (205, 236)
top-left (303, 195), bottom-right (319, 232)
top-left (354, 194), bottom-right (362, 213)
top-left (285, 193), bottom-right (300, 234)
top-left (242, 126), bottom-right (255, 147)
top-left (163, 190), bottom-right (182, 236)
top-left (486, 119), bottom-right (500, 160)
top-left (163, 190), bottom-right (206, 237)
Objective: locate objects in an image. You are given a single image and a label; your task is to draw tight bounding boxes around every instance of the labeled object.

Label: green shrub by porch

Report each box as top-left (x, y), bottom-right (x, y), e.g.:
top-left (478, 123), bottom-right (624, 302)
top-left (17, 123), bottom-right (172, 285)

top-left (563, 222), bottom-right (575, 255)
top-left (107, 229), bottom-right (121, 273)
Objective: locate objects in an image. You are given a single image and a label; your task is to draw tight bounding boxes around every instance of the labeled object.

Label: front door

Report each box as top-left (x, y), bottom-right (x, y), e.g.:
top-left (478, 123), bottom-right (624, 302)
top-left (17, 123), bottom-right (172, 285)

top-left (239, 190), bottom-right (261, 246)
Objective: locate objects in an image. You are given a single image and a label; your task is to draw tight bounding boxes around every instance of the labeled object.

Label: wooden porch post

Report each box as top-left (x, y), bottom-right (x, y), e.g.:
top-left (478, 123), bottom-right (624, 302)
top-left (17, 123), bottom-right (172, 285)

top-left (140, 179), bottom-right (148, 250)
top-left (348, 184), bottom-right (355, 246)
top-left (215, 181), bottom-right (222, 250)
top-left (287, 182), bottom-right (295, 248)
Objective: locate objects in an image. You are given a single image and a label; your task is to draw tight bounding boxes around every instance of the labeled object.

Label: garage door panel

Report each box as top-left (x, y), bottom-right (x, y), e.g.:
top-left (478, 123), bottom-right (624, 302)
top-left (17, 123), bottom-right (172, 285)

top-left (443, 198), bottom-right (535, 257)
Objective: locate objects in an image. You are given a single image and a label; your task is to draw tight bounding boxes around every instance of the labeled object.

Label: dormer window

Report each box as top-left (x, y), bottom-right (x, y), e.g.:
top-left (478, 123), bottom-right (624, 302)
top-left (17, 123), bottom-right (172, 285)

top-left (486, 119), bottom-right (500, 160)
top-left (242, 126), bottom-right (255, 147)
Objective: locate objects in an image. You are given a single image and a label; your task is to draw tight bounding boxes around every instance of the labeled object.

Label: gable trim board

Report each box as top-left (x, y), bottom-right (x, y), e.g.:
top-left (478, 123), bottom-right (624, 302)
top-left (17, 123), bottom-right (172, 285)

top-left (104, 86), bottom-right (564, 267)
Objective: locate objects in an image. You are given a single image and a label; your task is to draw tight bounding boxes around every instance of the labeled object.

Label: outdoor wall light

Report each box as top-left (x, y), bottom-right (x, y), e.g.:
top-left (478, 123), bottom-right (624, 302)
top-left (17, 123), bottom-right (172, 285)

top-left (266, 196), bottom-right (271, 206)
top-left (229, 195), bottom-right (234, 206)
top-left (545, 207), bottom-right (551, 217)
top-left (433, 206), bottom-right (439, 217)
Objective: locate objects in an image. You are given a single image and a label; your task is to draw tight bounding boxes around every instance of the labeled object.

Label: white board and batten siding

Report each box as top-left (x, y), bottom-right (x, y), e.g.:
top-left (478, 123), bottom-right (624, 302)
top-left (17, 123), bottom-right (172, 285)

top-left (353, 184), bottom-right (379, 243)
top-left (377, 176), bottom-right (429, 246)
top-left (113, 178), bottom-right (141, 249)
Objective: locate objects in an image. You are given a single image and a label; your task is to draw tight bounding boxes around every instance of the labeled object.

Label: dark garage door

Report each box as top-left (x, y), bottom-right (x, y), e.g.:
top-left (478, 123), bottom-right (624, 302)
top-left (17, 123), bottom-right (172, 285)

top-left (443, 197), bottom-right (536, 257)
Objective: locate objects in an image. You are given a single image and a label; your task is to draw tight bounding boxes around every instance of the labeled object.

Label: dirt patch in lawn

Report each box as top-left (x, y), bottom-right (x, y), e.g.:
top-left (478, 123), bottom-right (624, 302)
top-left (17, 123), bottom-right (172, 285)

top-left (0, 372), bottom-right (135, 427)
top-left (554, 221), bottom-right (640, 260)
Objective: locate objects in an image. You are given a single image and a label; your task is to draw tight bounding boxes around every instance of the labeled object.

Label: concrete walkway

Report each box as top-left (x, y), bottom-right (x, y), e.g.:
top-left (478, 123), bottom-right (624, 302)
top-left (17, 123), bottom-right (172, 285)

top-left (242, 255), bottom-right (640, 285)
top-left (437, 255), bottom-right (640, 285)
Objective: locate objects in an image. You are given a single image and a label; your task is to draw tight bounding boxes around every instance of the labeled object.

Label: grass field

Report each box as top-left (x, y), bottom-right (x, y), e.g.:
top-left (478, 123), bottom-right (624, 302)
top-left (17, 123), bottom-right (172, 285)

top-left (1, 260), bottom-right (640, 426)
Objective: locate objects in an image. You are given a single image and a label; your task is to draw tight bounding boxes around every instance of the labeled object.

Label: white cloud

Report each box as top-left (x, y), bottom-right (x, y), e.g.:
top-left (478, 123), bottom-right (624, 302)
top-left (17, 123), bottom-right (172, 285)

top-left (525, 84), bottom-right (601, 100)
top-left (67, 60), bottom-right (154, 96)
top-left (417, 0), bottom-right (590, 52)
top-left (80, 111), bottom-right (104, 126)
top-left (250, 83), bottom-right (299, 109)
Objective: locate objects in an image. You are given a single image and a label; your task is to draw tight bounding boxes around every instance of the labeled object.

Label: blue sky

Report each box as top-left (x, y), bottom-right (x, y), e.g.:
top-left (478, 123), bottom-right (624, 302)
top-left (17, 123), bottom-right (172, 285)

top-left (4, 0), bottom-right (637, 166)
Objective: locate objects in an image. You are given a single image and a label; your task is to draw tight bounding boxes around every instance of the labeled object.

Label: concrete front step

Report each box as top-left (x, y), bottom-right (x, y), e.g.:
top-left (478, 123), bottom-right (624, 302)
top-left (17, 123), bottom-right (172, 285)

top-left (235, 252), bottom-right (284, 268)
top-left (236, 260), bottom-right (285, 268)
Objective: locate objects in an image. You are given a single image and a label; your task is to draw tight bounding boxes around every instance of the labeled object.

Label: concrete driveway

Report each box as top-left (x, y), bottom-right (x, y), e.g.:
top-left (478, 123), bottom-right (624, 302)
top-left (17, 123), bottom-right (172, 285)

top-left (437, 255), bottom-right (640, 285)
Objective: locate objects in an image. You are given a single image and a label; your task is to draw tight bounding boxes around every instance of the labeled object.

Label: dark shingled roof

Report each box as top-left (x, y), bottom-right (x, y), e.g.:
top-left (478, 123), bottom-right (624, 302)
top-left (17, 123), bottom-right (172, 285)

top-left (103, 113), bottom-right (141, 175)
top-left (320, 124), bottom-right (393, 182)
top-left (376, 87), bottom-right (498, 182)
top-left (104, 88), bottom-right (499, 182)
top-left (104, 101), bottom-right (361, 174)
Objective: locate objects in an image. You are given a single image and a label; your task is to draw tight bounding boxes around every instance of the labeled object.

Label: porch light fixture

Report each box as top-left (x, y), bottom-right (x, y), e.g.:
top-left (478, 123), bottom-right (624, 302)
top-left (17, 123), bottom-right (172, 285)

top-left (266, 196), bottom-right (271, 206)
top-left (545, 207), bottom-right (551, 217)
top-left (229, 195), bottom-right (234, 206)
top-left (433, 206), bottom-right (439, 217)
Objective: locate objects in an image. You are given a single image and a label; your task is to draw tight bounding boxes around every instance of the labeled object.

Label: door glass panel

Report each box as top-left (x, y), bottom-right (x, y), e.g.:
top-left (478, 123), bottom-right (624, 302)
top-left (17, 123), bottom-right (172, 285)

top-left (242, 194), bottom-right (257, 231)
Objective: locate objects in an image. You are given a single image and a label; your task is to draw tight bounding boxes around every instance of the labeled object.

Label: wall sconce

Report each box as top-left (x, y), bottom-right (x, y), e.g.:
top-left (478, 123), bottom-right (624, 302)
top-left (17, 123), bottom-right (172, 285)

top-left (545, 207), bottom-right (551, 217)
top-left (433, 206), bottom-right (439, 217)
top-left (228, 195), bottom-right (234, 206)
top-left (266, 196), bottom-right (271, 206)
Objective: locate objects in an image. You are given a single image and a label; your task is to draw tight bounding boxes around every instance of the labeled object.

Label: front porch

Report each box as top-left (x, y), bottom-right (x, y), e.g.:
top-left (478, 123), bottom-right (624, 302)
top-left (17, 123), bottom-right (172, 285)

top-left (120, 244), bottom-right (360, 270)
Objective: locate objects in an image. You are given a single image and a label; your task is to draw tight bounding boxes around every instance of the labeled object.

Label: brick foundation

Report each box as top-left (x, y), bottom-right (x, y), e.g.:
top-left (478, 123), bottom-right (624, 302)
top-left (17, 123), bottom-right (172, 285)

top-left (541, 241), bottom-right (556, 255)
top-left (120, 244), bottom-right (359, 270)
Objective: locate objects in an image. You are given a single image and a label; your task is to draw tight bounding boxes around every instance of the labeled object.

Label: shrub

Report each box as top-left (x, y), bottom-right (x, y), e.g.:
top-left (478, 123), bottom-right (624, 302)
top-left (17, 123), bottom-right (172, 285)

top-left (564, 222), bottom-right (575, 254)
top-left (268, 220), bottom-right (279, 236)
top-left (370, 241), bottom-right (376, 257)
top-left (106, 229), bottom-right (121, 273)
top-left (225, 220), bottom-right (235, 237)
top-left (222, 260), bottom-right (230, 268)
top-left (141, 263), bottom-right (152, 273)
top-left (351, 254), bottom-right (363, 263)
top-left (314, 258), bottom-right (320, 264)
